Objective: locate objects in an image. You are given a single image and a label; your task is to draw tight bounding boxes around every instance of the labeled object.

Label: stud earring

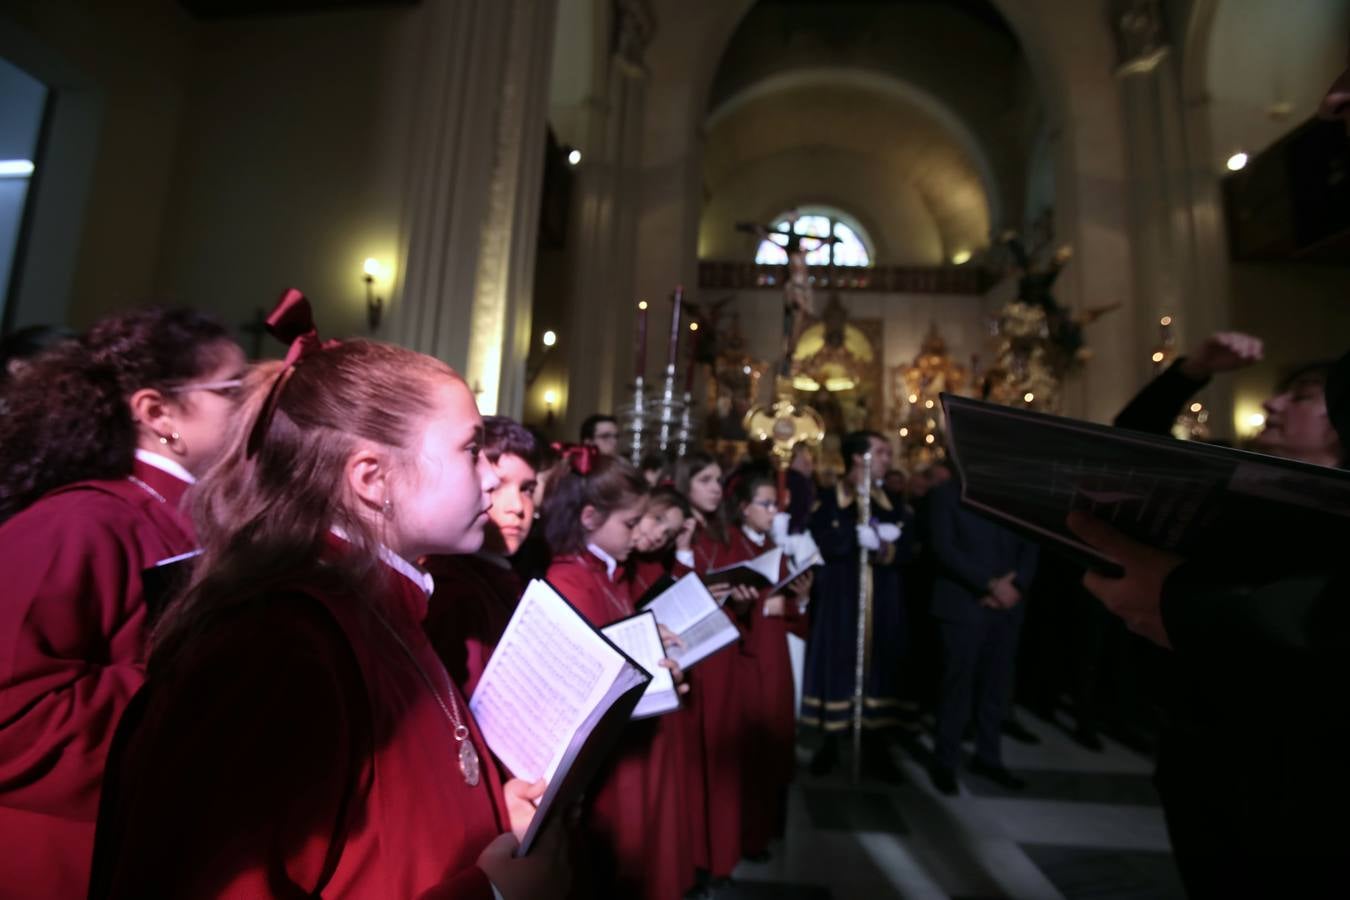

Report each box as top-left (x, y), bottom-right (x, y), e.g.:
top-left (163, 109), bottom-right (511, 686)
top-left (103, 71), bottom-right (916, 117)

top-left (382, 497), bottom-right (392, 517)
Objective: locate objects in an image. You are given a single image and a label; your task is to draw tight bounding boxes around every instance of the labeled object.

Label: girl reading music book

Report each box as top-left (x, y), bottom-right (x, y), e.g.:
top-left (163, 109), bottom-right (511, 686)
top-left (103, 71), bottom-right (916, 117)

top-left (88, 293), bottom-right (564, 900)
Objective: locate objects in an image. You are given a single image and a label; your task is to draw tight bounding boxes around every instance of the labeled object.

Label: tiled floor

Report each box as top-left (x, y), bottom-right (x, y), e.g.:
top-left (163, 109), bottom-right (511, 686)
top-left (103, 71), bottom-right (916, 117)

top-left (727, 710), bottom-right (1185, 899)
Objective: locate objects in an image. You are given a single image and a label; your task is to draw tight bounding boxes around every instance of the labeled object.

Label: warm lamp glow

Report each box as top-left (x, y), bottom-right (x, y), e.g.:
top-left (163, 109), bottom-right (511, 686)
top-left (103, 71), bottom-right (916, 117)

top-left (1024, 392), bottom-right (1035, 403)
top-left (1152, 351), bottom-right (1166, 363)
top-left (363, 258), bottom-right (383, 279)
top-left (543, 389), bottom-right (557, 406)
top-left (541, 330), bottom-right (557, 347)
top-left (1159, 315), bottom-right (1173, 326)
top-left (925, 434), bottom-right (936, 444)
top-left (907, 393), bottom-right (918, 404)
top-left (899, 427), bottom-right (909, 437)
top-left (742, 365), bottom-right (752, 375)
top-left (689, 322), bottom-right (699, 332)
top-left (1248, 412), bottom-right (1265, 428)
top-left (951, 249), bottom-right (972, 266)
top-left (567, 148), bottom-right (582, 166)
top-left (1190, 402), bottom-right (1203, 413)
top-left (924, 399), bottom-right (935, 409)
top-left (637, 300), bottom-right (648, 310)
top-left (1226, 152), bottom-right (1248, 172)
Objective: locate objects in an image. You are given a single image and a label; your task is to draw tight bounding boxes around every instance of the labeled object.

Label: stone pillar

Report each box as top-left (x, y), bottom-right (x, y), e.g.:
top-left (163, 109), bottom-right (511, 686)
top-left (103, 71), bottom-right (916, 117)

top-left (561, 0), bottom-right (654, 437)
top-left (1113, 0), bottom-right (1232, 433)
top-left (391, 0), bottom-right (558, 417)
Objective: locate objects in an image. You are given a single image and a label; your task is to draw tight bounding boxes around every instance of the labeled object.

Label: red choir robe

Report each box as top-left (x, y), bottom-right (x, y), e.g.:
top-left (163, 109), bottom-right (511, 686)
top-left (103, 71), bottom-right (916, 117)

top-left (422, 553), bottom-right (523, 697)
top-left (730, 526), bottom-right (808, 858)
top-left (548, 551), bottom-right (690, 900)
top-left (0, 457), bottom-right (195, 900)
top-left (88, 550), bottom-right (508, 899)
top-left (687, 524), bottom-right (755, 878)
top-left (624, 550), bottom-right (697, 897)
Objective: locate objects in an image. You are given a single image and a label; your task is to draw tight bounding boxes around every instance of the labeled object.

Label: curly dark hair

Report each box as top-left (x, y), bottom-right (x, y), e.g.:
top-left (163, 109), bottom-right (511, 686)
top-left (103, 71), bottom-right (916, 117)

top-left (0, 307), bottom-right (233, 521)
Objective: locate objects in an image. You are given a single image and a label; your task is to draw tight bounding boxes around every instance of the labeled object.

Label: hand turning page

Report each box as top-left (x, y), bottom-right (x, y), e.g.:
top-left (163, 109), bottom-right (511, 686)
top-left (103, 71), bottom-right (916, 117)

top-left (639, 572), bottom-right (739, 669)
top-left (600, 611), bottom-right (680, 719)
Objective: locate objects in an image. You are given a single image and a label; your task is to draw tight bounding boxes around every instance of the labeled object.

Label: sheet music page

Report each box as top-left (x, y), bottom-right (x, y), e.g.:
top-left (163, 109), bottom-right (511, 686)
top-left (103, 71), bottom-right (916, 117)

top-left (470, 579), bottom-right (626, 784)
top-left (746, 547), bottom-right (784, 583)
top-left (600, 611), bottom-right (676, 700)
top-left (643, 572), bottom-right (720, 634)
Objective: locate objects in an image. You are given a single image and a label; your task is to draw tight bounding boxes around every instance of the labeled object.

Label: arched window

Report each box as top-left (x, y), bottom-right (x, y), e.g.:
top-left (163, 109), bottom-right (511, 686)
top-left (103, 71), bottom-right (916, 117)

top-left (754, 208), bottom-right (872, 267)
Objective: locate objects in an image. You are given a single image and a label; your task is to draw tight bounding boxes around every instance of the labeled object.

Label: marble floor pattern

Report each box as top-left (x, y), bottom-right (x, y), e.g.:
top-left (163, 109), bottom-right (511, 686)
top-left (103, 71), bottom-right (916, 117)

top-left (725, 709), bottom-right (1185, 899)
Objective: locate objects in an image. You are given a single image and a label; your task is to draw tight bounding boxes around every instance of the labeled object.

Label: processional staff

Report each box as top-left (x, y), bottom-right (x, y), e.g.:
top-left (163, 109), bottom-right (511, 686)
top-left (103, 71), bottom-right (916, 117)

top-left (851, 450), bottom-right (874, 785)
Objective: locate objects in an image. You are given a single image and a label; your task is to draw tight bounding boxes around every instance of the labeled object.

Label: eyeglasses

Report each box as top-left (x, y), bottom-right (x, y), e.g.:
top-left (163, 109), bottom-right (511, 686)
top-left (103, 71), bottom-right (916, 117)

top-left (168, 378), bottom-right (245, 399)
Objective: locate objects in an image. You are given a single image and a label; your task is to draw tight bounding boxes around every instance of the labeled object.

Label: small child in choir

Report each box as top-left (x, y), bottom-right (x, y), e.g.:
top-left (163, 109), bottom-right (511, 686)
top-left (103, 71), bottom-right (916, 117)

top-left (729, 467), bottom-right (813, 861)
top-left (673, 450), bottom-right (760, 889)
top-left (541, 449), bottom-right (693, 900)
top-left (85, 296), bottom-right (566, 900)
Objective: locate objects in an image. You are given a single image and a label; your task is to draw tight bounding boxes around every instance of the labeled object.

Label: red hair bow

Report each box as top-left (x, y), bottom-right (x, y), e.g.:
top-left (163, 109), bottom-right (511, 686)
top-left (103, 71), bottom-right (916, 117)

top-left (553, 442), bottom-right (600, 477)
top-left (268, 288), bottom-right (341, 365)
top-left (246, 289), bottom-right (338, 457)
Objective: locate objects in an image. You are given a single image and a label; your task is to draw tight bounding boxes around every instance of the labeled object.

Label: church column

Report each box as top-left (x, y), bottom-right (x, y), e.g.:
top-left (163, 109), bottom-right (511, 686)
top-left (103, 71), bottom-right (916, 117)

top-left (561, 0), bottom-right (654, 437)
top-left (391, 0), bottom-right (558, 417)
top-left (1113, 0), bottom-right (1232, 432)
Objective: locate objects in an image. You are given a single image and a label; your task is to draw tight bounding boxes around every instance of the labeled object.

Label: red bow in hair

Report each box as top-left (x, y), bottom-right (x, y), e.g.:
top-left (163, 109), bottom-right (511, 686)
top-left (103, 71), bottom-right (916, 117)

top-left (269, 288), bottom-right (341, 364)
top-left (552, 442), bottom-right (600, 476)
top-left (246, 289), bottom-right (339, 457)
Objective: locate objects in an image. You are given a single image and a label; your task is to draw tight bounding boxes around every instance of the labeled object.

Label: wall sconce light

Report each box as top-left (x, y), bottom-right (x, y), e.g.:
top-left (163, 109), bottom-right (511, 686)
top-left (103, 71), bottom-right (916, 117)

top-left (566, 148), bottom-right (582, 167)
top-left (543, 388), bottom-right (558, 429)
top-left (542, 330), bottom-right (557, 347)
top-left (363, 258), bottom-right (385, 331)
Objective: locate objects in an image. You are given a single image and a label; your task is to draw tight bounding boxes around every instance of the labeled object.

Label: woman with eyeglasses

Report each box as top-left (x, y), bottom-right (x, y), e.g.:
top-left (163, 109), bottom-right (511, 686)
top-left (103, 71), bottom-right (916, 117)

top-left (0, 306), bottom-right (245, 899)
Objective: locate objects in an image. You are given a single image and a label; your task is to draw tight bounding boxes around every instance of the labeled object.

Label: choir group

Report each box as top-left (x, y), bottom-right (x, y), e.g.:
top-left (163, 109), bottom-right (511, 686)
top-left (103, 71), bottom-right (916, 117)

top-left (0, 295), bottom-right (824, 900)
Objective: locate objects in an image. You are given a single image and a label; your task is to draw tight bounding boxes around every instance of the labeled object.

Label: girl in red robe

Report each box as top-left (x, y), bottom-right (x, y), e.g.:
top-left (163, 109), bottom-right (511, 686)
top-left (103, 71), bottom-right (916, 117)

top-left (0, 307), bottom-right (244, 900)
top-left (423, 415), bottom-right (542, 696)
top-left (87, 296), bottom-right (566, 899)
top-left (728, 468), bottom-right (814, 861)
top-left (673, 451), bottom-right (758, 886)
top-left (624, 485), bottom-right (697, 897)
top-left (542, 451), bottom-right (691, 900)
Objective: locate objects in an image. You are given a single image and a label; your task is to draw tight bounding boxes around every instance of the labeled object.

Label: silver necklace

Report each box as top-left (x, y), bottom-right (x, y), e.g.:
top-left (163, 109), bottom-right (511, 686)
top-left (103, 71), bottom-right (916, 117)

top-left (370, 605), bottom-right (481, 787)
top-left (126, 475), bottom-right (167, 505)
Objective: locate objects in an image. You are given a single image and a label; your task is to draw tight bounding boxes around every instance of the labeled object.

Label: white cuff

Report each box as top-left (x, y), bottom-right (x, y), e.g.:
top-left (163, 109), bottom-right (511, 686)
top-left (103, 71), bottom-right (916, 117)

top-left (675, 548), bottom-right (695, 568)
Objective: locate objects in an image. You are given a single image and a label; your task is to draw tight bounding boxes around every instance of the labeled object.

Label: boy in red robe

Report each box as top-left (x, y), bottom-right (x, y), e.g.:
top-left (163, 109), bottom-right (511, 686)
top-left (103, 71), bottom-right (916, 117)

top-left (423, 416), bottom-right (542, 695)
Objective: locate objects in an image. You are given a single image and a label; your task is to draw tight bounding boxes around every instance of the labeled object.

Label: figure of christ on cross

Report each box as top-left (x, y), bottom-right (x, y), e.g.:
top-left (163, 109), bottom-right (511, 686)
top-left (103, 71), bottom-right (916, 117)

top-left (737, 212), bottom-right (840, 356)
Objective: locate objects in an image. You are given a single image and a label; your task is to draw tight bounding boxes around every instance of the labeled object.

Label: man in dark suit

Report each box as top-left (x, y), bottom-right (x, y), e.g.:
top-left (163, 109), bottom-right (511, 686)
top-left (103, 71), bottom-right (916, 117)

top-left (926, 475), bottom-right (1039, 794)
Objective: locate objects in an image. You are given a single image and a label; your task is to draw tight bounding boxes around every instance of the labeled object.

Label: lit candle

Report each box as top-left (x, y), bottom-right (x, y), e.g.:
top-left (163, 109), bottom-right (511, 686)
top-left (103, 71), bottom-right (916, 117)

top-left (666, 285), bottom-right (683, 372)
top-left (635, 300), bottom-right (648, 379)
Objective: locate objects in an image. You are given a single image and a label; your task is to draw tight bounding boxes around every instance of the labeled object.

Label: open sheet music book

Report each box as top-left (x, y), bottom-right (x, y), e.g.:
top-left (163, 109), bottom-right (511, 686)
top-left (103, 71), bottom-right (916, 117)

top-left (941, 393), bottom-right (1350, 576)
top-left (638, 572), bottom-right (740, 669)
top-left (469, 578), bottom-right (651, 855)
top-left (768, 550), bottom-right (821, 595)
top-left (600, 611), bottom-right (680, 719)
top-left (705, 547), bottom-right (783, 589)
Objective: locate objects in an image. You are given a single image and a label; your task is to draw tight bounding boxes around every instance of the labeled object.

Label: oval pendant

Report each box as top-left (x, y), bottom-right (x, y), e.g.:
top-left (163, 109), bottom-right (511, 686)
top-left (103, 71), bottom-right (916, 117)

top-left (459, 739), bottom-right (481, 787)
